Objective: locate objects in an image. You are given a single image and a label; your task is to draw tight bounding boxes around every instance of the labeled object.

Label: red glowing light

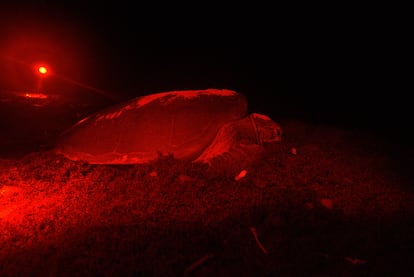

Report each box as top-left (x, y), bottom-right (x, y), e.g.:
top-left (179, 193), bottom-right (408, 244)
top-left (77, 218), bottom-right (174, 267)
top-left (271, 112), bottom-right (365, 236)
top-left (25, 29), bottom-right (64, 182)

top-left (34, 64), bottom-right (50, 77)
top-left (38, 66), bottom-right (47, 75)
top-left (23, 92), bottom-right (48, 99)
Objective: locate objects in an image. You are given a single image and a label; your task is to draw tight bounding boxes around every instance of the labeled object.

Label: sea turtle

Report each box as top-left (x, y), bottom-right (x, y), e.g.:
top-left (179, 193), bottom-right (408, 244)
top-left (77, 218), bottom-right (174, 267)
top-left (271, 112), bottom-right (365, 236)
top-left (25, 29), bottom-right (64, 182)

top-left (55, 89), bottom-right (282, 167)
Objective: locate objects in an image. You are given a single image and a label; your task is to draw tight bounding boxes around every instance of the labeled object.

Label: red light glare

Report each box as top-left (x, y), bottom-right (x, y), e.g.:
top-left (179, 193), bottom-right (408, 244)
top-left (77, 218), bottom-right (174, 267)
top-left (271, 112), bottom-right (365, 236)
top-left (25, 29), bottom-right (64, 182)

top-left (38, 66), bottom-right (47, 75)
top-left (34, 64), bottom-right (50, 77)
top-left (23, 92), bottom-right (48, 99)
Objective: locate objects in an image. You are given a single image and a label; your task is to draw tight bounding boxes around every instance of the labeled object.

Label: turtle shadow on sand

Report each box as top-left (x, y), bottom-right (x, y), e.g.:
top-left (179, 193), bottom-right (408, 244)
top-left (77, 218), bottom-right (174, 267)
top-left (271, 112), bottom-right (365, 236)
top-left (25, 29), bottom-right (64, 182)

top-left (55, 89), bottom-right (283, 173)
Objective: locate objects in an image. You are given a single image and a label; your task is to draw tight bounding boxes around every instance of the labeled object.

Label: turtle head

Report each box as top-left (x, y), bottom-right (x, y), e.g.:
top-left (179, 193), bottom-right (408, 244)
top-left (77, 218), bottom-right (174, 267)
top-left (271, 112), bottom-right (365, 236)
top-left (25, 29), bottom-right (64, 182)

top-left (250, 113), bottom-right (283, 145)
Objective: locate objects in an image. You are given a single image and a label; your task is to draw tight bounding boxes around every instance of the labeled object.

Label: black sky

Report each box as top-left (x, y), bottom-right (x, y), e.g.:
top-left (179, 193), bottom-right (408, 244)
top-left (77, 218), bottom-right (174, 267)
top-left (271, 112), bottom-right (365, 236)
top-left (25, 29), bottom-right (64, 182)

top-left (1, 2), bottom-right (286, 107)
top-left (0, 2), bottom-right (409, 137)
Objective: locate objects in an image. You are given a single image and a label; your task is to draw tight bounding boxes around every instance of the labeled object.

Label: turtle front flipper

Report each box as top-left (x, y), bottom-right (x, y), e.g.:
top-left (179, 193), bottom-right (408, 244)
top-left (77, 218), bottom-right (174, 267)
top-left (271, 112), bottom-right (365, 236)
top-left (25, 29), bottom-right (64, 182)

top-left (194, 117), bottom-right (264, 174)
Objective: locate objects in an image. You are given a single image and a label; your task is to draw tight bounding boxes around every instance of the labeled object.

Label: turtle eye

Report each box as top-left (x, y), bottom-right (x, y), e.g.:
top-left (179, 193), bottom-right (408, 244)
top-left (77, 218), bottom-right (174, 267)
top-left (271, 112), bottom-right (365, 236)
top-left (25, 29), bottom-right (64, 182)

top-left (261, 128), bottom-right (282, 143)
top-left (268, 127), bottom-right (282, 142)
top-left (276, 128), bottom-right (282, 137)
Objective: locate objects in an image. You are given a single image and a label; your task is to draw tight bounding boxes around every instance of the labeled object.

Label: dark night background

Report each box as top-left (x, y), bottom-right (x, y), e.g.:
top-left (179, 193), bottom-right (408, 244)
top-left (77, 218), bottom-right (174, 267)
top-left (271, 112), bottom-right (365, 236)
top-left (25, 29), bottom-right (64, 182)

top-left (0, 1), bottom-right (410, 143)
top-left (1, 3), bottom-right (414, 277)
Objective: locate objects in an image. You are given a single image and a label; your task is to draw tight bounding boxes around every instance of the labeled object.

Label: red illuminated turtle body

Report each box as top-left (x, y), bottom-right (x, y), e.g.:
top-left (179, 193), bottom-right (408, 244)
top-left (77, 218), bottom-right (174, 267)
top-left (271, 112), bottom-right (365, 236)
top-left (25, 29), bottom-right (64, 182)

top-left (55, 89), bottom-right (282, 165)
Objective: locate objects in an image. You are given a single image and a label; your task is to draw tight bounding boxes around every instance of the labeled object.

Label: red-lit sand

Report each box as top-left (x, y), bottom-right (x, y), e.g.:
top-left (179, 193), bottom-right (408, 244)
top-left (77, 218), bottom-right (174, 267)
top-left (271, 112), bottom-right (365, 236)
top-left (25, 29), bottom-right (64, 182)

top-left (1, 120), bottom-right (413, 276)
